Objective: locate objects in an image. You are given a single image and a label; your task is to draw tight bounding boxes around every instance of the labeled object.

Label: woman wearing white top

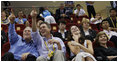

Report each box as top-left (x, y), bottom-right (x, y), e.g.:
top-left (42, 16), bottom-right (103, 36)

top-left (67, 25), bottom-right (96, 61)
top-left (74, 4), bottom-right (86, 17)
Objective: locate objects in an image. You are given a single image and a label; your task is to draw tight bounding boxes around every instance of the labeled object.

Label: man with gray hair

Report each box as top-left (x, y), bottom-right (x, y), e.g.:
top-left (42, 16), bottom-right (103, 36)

top-left (2, 10), bottom-right (39, 61)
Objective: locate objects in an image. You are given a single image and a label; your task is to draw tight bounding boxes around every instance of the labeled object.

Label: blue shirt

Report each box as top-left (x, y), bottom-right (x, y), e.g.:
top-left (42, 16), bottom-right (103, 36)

top-left (15, 18), bottom-right (27, 24)
top-left (42, 10), bottom-right (51, 18)
top-left (31, 30), bottom-right (66, 58)
top-left (8, 23), bottom-right (39, 60)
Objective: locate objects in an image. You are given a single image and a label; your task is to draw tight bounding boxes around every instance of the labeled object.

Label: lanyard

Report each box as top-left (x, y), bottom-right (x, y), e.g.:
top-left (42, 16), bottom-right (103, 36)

top-left (44, 41), bottom-right (55, 51)
top-left (18, 18), bottom-right (23, 24)
top-left (110, 17), bottom-right (117, 28)
top-left (104, 31), bottom-right (110, 40)
top-left (1, 17), bottom-right (6, 21)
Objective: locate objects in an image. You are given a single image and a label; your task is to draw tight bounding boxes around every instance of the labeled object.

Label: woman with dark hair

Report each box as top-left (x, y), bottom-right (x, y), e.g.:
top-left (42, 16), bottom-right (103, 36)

top-left (94, 31), bottom-right (117, 61)
top-left (38, 7), bottom-right (56, 24)
top-left (67, 25), bottom-right (96, 61)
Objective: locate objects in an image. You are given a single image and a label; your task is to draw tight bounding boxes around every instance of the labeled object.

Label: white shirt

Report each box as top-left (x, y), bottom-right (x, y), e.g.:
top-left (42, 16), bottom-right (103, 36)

top-left (90, 17), bottom-right (102, 24)
top-left (84, 30), bottom-right (90, 36)
top-left (74, 9), bottom-right (85, 16)
top-left (58, 30), bottom-right (67, 39)
top-left (103, 30), bottom-right (117, 39)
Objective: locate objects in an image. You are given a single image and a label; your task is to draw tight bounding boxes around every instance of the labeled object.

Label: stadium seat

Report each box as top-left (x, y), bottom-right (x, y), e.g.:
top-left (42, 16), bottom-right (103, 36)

top-left (16, 30), bottom-right (23, 37)
top-left (28, 14), bottom-right (32, 19)
top-left (1, 24), bottom-right (8, 33)
top-left (64, 19), bottom-right (71, 24)
top-left (1, 41), bottom-right (10, 57)
top-left (50, 24), bottom-right (58, 32)
top-left (28, 19), bottom-right (32, 24)
top-left (15, 24), bottom-right (25, 31)
top-left (90, 24), bottom-right (98, 30)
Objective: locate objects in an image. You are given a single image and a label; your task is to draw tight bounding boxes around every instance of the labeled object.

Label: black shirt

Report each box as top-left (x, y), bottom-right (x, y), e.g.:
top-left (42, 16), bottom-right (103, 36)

top-left (53, 30), bottom-right (68, 42)
top-left (94, 46), bottom-right (117, 61)
top-left (105, 17), bottom-right (117, 28)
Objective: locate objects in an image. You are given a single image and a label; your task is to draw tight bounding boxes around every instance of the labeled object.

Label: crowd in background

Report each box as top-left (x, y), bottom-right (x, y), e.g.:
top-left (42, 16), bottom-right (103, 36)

top-left (1, 1), bottom-right (117, 61)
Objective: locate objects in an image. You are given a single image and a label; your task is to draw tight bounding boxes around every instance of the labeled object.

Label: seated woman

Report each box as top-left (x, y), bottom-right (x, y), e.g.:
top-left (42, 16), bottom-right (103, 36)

top-left (94, 31), bottom-right (117, 61)
top-left (67, 25), bottom-right (96, 61)
top-left (80, 18), bottom-right (96, 42)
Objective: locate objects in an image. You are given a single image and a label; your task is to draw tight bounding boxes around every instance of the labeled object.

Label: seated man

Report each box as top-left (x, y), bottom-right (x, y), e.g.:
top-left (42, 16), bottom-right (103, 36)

top-left (14, 10), bottom-right (27, 24)
top-left (53, 20), bottom-right (68, 42)
top-left (2, 12), bottom-right (39, 61)
top-left (55, 3), bottom-right (69, 23)
top-left (65, 1), bottom-right (74, 15)
top-left (74, 4), bottom-right (86, 17)
top-left (101, 19), bottom-right (117, 47)
top-left (105, 8), bottom-right (117, 31)
top-left (31, 8), bottom-right (66, 61)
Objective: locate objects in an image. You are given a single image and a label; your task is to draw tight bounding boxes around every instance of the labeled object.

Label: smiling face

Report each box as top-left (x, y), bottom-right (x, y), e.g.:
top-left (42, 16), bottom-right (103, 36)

top-left (70, 26), bottom-right (80, 36)
top-left (98, 34), bottom-right (108, 44)
top-left (39, 23), bottom-right (51, 37)
top-left (23, 27), bottom-right (31, 41)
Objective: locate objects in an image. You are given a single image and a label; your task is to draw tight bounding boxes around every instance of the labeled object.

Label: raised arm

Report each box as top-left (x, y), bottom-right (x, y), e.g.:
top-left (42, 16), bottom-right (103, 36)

top-left (8, 9), bottom-right (19, 45)
top-left (31, 7), bottom-right (44, 48)
top-left (31, 7), bottom-right (37, 32)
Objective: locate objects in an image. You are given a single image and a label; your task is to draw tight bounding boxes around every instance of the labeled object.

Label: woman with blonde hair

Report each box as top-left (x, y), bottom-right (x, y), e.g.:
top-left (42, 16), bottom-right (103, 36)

top-left (80, 18), bottom-right (96, 42)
